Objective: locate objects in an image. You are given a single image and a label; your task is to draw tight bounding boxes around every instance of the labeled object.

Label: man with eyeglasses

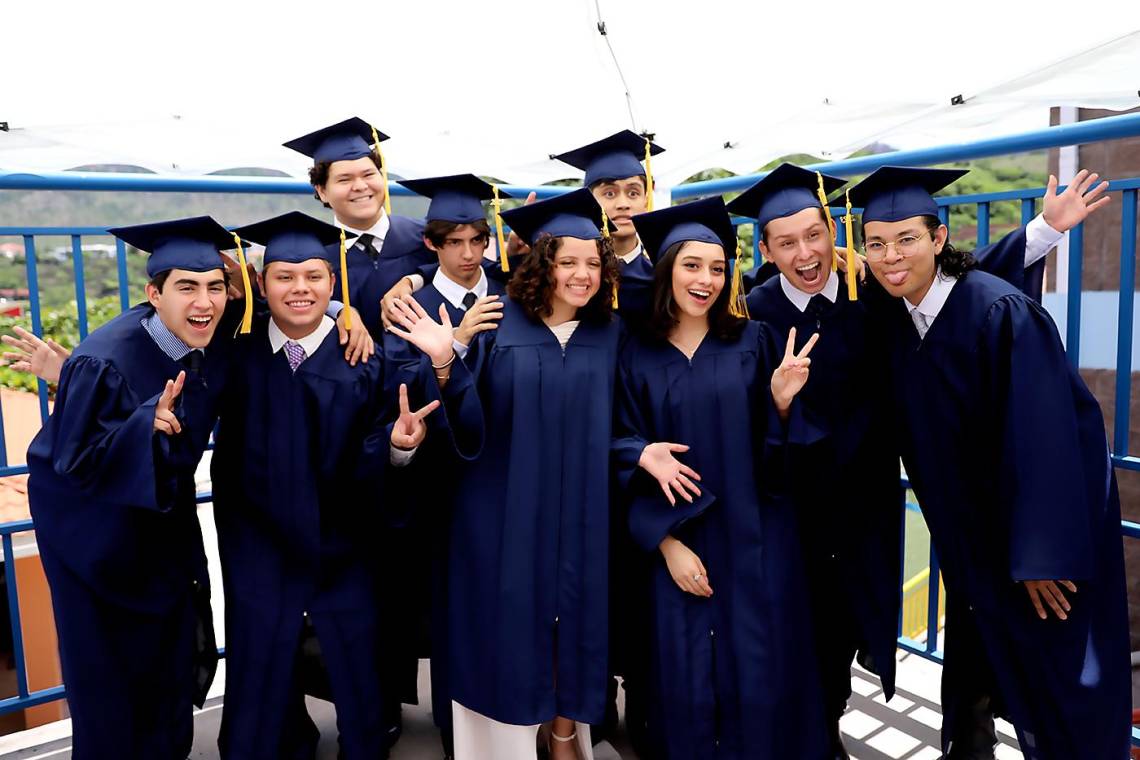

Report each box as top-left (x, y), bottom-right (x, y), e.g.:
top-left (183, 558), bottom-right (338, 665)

top-left (853, 166), bottom-right (1128, 760)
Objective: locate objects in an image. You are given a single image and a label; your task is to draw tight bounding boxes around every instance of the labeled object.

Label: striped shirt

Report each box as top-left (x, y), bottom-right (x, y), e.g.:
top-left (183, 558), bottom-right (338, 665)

top-left (141, 314), bottom-right (198, 363)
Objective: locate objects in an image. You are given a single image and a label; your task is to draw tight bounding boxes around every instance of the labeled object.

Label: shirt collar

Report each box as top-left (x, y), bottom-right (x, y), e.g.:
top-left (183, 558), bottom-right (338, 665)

top-left (619, 240), bottom-right (646, 265)
top-left (432, 268), bottom-right (488, 309)
top-left (905, 268), bottom-right (957, 321)
top-left (141, 313), bottom-right (196, 362)
top-left (335, 210), bottom-right (390, 245)
top-left (779, 269), bottom-right (839, 312)
top-left (268, 315), bottom-right (336, 357)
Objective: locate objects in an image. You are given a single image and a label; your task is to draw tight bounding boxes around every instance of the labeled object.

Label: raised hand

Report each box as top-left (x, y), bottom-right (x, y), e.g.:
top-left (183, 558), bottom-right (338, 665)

top-left (1042, 169), bottom-right (1111, 233)
top-left (1024, 579), bottom-right (1077, 621)
top-left (1, 326), bottom-right (70, 383)
top-left (771, 327), bottom-right (818, 412)
top-left (659, 536), bottom-right (713, 597)
top-left (454, 295), bottom-right (504, 346)
top-left (638, 441), bottom-right (702, 506)
top-left (505, 191), bottom-right (538, 258)
top-left (153, 371), bottom-right (186, 436)
top-left (390, 383), bottom-right (441, 450)
top-left (388, 298), bottom-right (456, 367)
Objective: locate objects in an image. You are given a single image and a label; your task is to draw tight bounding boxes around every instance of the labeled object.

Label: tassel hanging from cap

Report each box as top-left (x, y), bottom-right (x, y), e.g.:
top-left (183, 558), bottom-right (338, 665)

top-left (370, 125), bottom-right (392, 217)
top-left (644, 138), bottom-right (655, 212)
top-left (338, 228), bottom-right (352, 330)
top-left (843, 190), bottom-right (858, 301)
top-left (230, 232), bottom-right (254, 334)
top-left (492, 184), bottom-right (510, 273)
top-left (815, 171), bottom-right (839, 273)
top-left (728, 241), bottom-right (750, 319)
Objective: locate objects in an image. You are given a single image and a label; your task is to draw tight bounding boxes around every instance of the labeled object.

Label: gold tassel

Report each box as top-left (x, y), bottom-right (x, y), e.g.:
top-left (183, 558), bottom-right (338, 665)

top-left (230, 232), bottom-right (253, 334)
top-left (844, 190), bottom-right (858, 301)
top-left (601, 207), bottom-right (611, 240)
top-left (370, 125), bottom-right (392, 217)
top-left (644, 138), bottom-right (654, 212)
top-left (612, 282), bottom-right (620, 310)
top-left (339, 228), bottom-right (352, 330)
top-left (815, 171), bottom-right (838, 273)
top-left (728, 241), bottom-right (750, 319)
top-left (492, 184), bottom-right (510, 273)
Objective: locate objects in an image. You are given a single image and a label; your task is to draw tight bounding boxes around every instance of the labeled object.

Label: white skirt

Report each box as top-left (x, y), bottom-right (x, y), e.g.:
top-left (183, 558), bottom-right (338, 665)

top-left (451, 700), bottom-right (594, 760)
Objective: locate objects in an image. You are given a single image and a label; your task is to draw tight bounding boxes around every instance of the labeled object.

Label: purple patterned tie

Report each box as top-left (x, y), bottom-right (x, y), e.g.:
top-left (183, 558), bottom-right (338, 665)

top-left (284, 340), bottom-right (307, 372)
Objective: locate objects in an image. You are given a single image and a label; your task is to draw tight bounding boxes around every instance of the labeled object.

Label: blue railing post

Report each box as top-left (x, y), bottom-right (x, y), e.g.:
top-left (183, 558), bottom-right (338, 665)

top-left (976, 201), bottom-right (990, 248)
top-left (21, 235), bottom-right (50, 423)
top-left (115, 238), bottom-right (131, 313)
top-left (71, 235), bottom-right (89, 339)
top-left (1066, 223), bottom-right (1084, 370)
top-left (3, 534), bottom-right (29, 699)
top-left (926, 546), bottom-right (941, 656)
top-left (1114, 190), bottom-right (1137, 456)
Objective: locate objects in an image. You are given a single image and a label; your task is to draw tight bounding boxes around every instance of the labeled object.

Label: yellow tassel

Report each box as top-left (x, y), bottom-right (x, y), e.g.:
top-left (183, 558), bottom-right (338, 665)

top-left (339, 228), bottom-right (352, 331)
top-left (844, 190), bottom-right (858, 302)
top-left (644, 138), bottom-right (654, 212)
top-left (600, 207), bottom-right (611, 240)
top-left (612, 282), bottom-right (620, 310)
top-left (815, 171), bottom-right (838, 273)
top-left (230, 232), bottom-right (253, 334)
top-left (492, 184), bottom-right (510, 273)
top-left (370, 125), bottom-right (392, 217)
top-left (728, 241), bottom-right (750, 319)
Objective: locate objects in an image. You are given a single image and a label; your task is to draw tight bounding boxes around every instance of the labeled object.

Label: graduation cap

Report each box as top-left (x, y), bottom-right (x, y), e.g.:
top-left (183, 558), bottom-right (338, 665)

top-left (233, 211), bottom-right (359, 329)
top-left (631, 196), bottom-right (748, 317)
top-left (283, 117), bottom-right (394, 215)
top-left (499, 188), bottom-right (614, 247)
top-left (400, 174), bottom-right (515, 273)
top-left (110, 216), bottom-right (257, 334)
top-left (842, 165), bottom-right (968, 223)
top-left (554, 130), bottom-right (665, 209)
top-left (725, 163), bottom-right (846, 230)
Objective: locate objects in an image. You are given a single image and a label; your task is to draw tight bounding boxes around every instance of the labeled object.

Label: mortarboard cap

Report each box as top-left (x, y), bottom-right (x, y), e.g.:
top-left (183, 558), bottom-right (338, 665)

top-left (842, 166), bottom-right (968, 223)
top-left (499, 188), bottom-right (614, 247)
top-left (726, 163), bottom-right (846, 230)
top-left (632, 196), bottom-right (737, 266)
top-left (282, 117), bottom-right (389, 164)
top-left (109, 216), bottom-right (235, 278)
top-left (554, 130), bottom-right (664, 208)
top-left (232, 211), bottom-right (348, 266)
top-left (400, 174), bottom-right (509, 223)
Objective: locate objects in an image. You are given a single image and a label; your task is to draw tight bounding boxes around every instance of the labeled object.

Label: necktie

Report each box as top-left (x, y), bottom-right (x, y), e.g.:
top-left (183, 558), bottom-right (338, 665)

top-left (462, 291), bottom-right (478, 310)
top-left (911, 309), bottom-right (930, 339)
top-left (356, 233), bottom-right (377, 259)
top-left (284, 340), bottom-right (307, 372)
top-left (181, 349), bottom-right (203, 376)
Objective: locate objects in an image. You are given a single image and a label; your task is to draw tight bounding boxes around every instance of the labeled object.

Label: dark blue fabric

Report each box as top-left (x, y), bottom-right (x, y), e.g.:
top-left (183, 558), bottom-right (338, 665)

top-left (346, 214), bottom-right (435, 339)
top-left (446, 300), bottom-right (620, 726)
top-left (27, 301), bottom-right (239, 758)
top-left (745, 274), bottom-right (904, 699)
top-left (211, 315), bottom-right (482, 759)
top-left (884, 270), bottom-right (1131, 759)
top-left (612, 321), bottom-right (830, 759)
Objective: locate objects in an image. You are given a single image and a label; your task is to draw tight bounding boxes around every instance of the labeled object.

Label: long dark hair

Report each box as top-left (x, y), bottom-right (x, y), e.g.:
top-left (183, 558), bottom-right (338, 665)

top-left (646, 241), bottom-right (746, 342)
top-left (506, 234), bottom-right (620, 324)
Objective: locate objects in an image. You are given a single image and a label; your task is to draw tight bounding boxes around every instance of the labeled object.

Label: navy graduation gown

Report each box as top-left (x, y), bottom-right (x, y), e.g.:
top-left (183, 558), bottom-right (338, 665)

top-left (380, 276), bottom-right (506, 740)
top-left (346, 214), bottom-right (435, 338)
top-left (27, 301), bottom-right (236, 760)
top-left (885, 270), bottom-right (1130, 759)
top-left (746, 276), bottom-right (903, 702)
top-left (447, 299), bottom-right (620, 726)
top-left (612, 321), bottom-right (830, 760)
top-left (211, 316), bottom-right (481, 759)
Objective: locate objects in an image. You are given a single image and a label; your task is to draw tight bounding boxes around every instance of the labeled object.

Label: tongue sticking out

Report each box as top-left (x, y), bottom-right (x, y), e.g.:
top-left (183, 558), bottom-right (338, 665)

top-left (885, 271), bottom-right (908, 286)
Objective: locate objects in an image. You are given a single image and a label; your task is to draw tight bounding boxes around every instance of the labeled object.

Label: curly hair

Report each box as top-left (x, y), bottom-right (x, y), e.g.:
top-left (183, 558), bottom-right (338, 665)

top-left (506, 235), bottom-right (620, 324)
top-left (307, 149), bottom-right (384, 208)
top-left (646, 241), bottom-right (747, 343)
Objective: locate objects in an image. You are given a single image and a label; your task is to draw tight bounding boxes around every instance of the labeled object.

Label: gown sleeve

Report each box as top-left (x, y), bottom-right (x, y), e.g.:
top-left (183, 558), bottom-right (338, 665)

top-left (48, 355), bottom-right (187, 512)
top-left (984, 294), bottom-right (1094, 582)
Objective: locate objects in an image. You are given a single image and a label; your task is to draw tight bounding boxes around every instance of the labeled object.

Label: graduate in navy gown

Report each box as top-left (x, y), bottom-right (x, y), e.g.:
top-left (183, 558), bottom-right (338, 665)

top-left (725, 164), bottom-right (904, 758)
top-left (426, 188), bottom-right (619, 760)
top-left (850, 166), bottom-right (1129, 760)
top-left (27, 217), bottom-right (243, 760)
top-left (211, 211), bottom-right (482, 760)
top-left (382, 174), bottom-right (509, 759)
top-left (614, 196), bottom-right (830, 759)
top-left (284, 117), bottom-right (435, 341)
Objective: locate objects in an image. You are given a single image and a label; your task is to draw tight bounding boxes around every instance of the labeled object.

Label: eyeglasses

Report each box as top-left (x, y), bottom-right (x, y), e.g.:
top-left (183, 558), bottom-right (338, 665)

top-left (862, 230), bottom-right (935, 262)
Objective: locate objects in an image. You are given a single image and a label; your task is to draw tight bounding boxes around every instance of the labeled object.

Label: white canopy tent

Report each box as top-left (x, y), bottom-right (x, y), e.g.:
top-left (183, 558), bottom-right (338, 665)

top-left (2, 0), bottom-right (1138, 188)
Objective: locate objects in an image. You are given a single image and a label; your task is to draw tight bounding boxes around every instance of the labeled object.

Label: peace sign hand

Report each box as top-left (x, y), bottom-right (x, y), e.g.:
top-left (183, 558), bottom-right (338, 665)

top-left (154, 371), bottom-right (186, 436)
top-left (390, 383), bottom-right (441, 451)
top-left (771, 327), bottom-right (818, 412)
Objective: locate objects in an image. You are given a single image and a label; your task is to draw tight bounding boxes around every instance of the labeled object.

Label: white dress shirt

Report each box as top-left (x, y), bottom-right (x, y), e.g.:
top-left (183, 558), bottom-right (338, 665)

top-left (335, 211), bottom-right (391, 253)
top-left (780, 269), bottom-right (840, 312)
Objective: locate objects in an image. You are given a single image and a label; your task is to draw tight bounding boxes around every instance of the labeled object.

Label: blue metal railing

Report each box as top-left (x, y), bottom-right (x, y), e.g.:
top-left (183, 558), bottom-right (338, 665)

top-left (0, 115), bottom-right (1136, 738)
